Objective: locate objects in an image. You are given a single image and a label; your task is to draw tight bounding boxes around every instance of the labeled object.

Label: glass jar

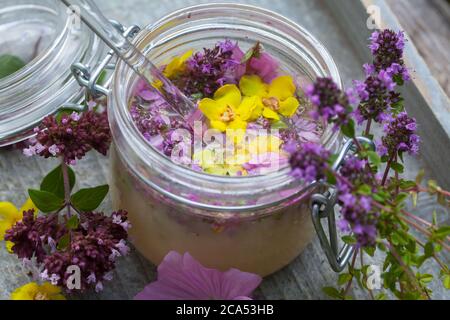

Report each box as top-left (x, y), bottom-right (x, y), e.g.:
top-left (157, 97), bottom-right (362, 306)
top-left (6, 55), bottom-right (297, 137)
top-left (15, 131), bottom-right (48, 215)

top-left (0, 0), bottom-right (107, 146)
top-left (108, 3), bottom-right (342, 276)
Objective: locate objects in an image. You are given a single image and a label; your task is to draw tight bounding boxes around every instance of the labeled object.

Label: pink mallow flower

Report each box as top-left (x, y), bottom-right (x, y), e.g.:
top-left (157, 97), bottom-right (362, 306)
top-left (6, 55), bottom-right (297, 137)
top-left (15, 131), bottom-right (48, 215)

top-left (134, 251), bottom-right (262, 300)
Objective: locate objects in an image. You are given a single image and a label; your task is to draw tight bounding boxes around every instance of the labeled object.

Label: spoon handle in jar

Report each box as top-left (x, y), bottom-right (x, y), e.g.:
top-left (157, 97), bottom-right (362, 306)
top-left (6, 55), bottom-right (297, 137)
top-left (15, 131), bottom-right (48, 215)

top-left (59, 0), bottom-right (196, 119)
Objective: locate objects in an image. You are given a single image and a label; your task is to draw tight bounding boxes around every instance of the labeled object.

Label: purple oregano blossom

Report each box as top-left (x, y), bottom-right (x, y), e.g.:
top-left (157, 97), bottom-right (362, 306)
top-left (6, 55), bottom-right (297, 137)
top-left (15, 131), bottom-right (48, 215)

top-left (5, 209), bottom-right (130, 292)
top-left (23, 111), bottom-right (111, 165)
top-left (135, 251), bottom-right (262, 300)
top-left (174, 40), bottom-right (243, 97)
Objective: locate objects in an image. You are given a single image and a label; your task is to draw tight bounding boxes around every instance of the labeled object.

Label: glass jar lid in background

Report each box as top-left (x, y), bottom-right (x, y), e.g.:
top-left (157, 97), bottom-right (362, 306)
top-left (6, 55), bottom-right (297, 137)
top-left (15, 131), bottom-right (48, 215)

top-left (0, 0), bottom-right (108, 146)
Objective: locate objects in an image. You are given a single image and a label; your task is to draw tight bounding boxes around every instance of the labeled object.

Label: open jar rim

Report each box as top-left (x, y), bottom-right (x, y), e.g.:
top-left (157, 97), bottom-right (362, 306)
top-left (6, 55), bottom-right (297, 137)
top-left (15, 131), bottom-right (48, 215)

top-left (110, 3), bottom-right (342, 214)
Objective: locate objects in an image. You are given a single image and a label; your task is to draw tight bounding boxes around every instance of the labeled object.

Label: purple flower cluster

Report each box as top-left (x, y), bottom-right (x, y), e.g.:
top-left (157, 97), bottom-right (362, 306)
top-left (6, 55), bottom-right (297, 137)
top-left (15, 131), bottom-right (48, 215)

top-left (335, 155), bottom-right (379, 247)
top-left (368, 30), bottom-right (409, 81)
top-left (338, 193), bottom-right (377, 247)
top-left (130, 105), bottom-right (193, 157)
top-left (337, 156), bottom-right (373, 193)
top-left (353, 74), bottom-right (401, 124)
top-left (174, 40), bottom-right (242, 97)
top-left (378, 112), bottom-right (420, 157)
top-left (23, 111), bottom-right (111, 165)
top-left (5, 210), bottom-right (130, 292)
top-left (5, 210), bottom-right (66, 263)
top-left (355, 30), bottom-right (410, 124)
top-left (305, 77), bottom-right (352, 129)
top-left (288, 143), bottom-right (331, 183)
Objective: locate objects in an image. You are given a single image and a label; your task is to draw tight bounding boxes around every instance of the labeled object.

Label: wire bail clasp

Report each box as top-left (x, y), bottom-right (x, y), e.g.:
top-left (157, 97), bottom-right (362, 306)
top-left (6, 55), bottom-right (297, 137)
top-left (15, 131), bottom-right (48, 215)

top-left (71, 21), bottom-right (141, 98)
top-left (310, 137), bottom-right (375, 272)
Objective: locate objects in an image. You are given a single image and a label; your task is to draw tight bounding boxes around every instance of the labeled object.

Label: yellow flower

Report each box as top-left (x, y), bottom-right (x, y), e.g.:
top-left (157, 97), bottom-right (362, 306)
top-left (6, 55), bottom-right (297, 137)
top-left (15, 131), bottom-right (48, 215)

top-left (239, 75), bottom-right (300, 120)
top-left (163, 50), bottom-right (193, 79)
top-left (247, 134), bottom-right (284, 155)
top-left (0, 198), bottom-right (37, 252)
top-left (10, 282), bottom-right (65, 300)
top-left (153, 50), bottom-right (193, 89)
top-left (198, 84), bottom-right (257, 133)
top-left (193, 148), bottom-right (248, 176)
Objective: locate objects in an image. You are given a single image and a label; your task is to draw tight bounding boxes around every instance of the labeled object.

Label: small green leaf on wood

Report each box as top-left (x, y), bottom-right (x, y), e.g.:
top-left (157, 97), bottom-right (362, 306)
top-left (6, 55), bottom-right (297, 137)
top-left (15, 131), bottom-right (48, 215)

top-left (338, 273), bottom-right (353, 286)
top-left (322, 287), bottom-right (343, 300)
top-left (443, 275), bottom-right (450, 290)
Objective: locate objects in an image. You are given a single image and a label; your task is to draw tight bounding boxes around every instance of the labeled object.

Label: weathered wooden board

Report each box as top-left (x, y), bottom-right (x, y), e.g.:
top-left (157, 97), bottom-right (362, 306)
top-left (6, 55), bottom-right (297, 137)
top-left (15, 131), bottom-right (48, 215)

top-left (0, 0), bottom-right (448, 300)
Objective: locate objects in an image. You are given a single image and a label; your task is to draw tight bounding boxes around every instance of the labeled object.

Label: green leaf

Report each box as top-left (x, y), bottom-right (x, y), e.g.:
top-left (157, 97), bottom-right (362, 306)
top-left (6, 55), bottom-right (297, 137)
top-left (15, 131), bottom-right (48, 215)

top-left (55, 110), bottom-right (72, 123)
top-left (418, 274), bottom-right (433, 284)
top-left (270, 120), bottom-right (288, 129)
top-left (322, 287), bottom-right (342, 299)
top-left (241, 41), bottom-right (262, 64)
top-left (424, 242), bottom-right (434, 258)
top-left (376, 293), bottom-right (387, 300)
top-left (96, 70), bottom-right (107, 85)
top-left (57, 233), bottom-right (70, 250)
top-left (364, 246), bottom-right (376, 257)
top-left (338, 273), bottom-right (353, 286)
top-left (393, 74), bottom-right (404, 86)
top-left (399, 180), bottom-right (416, 190)
top-left (66, 215), bottom-right (79, 230)
top-left (0, 54), bottom-right (26, 79)
top-left (70, 185), bottom-right (109, 212)
top-left (342, 235), bottom-right (356, 245)
top-left (412, 192), bottom-right (418, 207)
top-left (190, 93), bottom-right (204, 101)
top-left (28, 189), bottom-right (64, 213)
top-left (433, 226), bottom-right (450, 240)
top-left (357, 184), bottom-right (372, 195)
top-left (395, 192), bottom-right (408, 204)
top-left (40, 165), bottom-right (76, 199)
top-left (326, 171), bottom-right (337, 185)
top-left (415, 169), bottom-right (425, 185)
top-left (443, 275), bottom-right (450, 290)
top-left (341, 120), bottom-right (355, 138)
top-left (367, 151), bottom-right (381, 167)
top-left (390, 162), bottom-right (404, 174)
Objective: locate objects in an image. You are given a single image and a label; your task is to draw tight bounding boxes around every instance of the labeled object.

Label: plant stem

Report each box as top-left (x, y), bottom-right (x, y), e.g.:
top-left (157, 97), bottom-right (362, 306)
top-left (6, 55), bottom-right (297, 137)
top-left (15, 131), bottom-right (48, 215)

top-left (360, 250), bottom-right (375, 300)
top-left (394, 154), bottom-right (400, 195)
top-left (399, 215), bottom-right (450, 252)
top-left (386, 241), bottom-right (429, 299)
top-left (343, 251), bottom-right (359, 297)
top-left (415, 237), bottom-right (449, 273)
top-left (381, 154), bottom-right (395, 186)
top-left (364, 119), bottom-right (372, 137)
top-left (61, 159), bottom-right (71, 217)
